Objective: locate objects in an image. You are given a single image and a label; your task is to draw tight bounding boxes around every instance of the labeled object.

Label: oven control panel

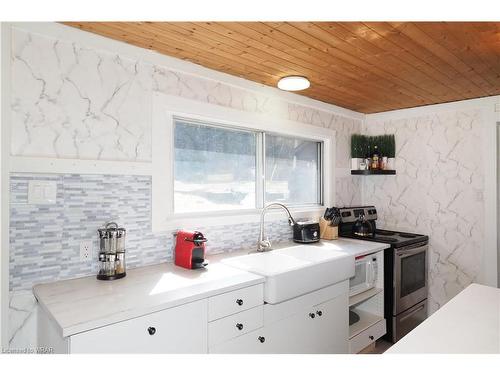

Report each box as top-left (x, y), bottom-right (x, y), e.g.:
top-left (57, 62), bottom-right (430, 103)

top-left (338, 206), bottom-right (377, 223)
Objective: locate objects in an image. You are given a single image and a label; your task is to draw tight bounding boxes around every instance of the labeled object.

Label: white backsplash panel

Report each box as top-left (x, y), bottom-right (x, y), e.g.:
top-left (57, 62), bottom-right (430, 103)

top-left (363, 109), bottom-right (485, 314)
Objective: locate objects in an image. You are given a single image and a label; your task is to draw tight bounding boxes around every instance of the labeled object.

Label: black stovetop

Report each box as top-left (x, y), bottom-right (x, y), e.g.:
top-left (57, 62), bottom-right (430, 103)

top-left (340, 228), bottom-right (428, 248)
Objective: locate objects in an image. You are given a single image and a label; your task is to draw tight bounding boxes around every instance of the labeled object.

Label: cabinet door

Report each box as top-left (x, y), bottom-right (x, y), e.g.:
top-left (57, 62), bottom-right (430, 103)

top-left (70, 300), bottom-right (207, 353)
top-left (311, 292), bottom-right (349, 353)
top-left (264, 307), bottom-right (316, 354)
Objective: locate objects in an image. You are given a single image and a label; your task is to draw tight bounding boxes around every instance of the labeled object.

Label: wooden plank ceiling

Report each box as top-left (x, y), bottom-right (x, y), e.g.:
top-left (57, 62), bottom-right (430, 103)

top-left (63, 22), bottom-right (500, 113)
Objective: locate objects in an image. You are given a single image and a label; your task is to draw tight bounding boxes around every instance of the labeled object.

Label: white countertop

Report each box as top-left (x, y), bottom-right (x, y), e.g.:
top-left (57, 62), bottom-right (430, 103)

top-left (320, 238), bottom-right (389, 257)
top-left (33, 238), bottom-right (389, 338)
top-left (33, 261), bottom-right (264, 337)
top-left (387, 283), bottom-right (500, 354)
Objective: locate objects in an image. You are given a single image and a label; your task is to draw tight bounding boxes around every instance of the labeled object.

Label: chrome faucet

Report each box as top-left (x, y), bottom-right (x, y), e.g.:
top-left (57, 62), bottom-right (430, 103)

top-left (257, 203), bottom-right (297, 252)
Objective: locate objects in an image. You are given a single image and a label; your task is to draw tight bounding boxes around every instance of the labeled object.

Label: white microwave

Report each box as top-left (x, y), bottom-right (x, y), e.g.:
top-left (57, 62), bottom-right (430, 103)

top-left (349, 253), bottom-right (378, 297)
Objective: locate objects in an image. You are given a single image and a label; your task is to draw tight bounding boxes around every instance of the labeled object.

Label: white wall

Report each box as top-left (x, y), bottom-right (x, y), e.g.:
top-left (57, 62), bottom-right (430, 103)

top-left (363, 97), bottom-right (499, 313)
top-left (0, 21), bottom-right (4, 350)
top-left (1, 22), bottom-right (11, 350)
top-left (498, 121), bottom-right (500, 287)
top-left (3, 22), bottom-right (364, 350)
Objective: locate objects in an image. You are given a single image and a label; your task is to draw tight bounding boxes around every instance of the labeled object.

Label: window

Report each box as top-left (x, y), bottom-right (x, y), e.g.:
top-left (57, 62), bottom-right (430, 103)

top-left (173, 118), bottom-right (323, 213)
top-left (174, 120), bottom-right (257, 213)
top-left (265, 134), bottom-right (321, 206)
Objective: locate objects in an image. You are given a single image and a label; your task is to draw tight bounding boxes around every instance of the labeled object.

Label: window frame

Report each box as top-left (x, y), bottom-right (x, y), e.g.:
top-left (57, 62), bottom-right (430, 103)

top-left (152, 92), bottom-right (336, 232)
top-left (172, 118), bottom-right (324, 213)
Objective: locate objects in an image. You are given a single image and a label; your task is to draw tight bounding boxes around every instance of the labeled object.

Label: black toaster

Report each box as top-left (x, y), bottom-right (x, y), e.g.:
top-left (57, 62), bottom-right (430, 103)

top-left (293, 221), bottom-right (320, 243)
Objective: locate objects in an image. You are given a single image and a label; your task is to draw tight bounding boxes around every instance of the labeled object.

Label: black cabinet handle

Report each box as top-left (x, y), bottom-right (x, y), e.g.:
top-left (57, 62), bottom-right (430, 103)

top-left (147, 327), bottom-right (156, 335)
top-left (369, 335), bottom-right (374, 340)
top-left (316, 310), bottom-right (323, 317)
top-left (236, 323), bottom-right (244, 330)
top-left (309, 313), bottom-right (315, 319)
top-left (258, 336), bottom-right (265, 343)
top-left (236, 299), bottom-right (243, 306)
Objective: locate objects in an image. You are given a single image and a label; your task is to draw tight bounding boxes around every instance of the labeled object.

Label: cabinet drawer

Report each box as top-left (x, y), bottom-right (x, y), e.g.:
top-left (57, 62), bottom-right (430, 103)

top-left (70, 300), bottom-right (208, 353)
top-left (208, 284), bottom-right (263, 321)
top-left (208, 305), bottom-right (263, 347)
top-left (209, 327), bottom-right (267, 354)
top-left (349, 318), bottom-right (386, 354)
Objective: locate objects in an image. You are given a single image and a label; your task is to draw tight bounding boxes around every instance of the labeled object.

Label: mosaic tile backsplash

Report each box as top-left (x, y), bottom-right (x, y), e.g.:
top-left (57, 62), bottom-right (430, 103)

top-left (9, 173), bottom-right (294, 291)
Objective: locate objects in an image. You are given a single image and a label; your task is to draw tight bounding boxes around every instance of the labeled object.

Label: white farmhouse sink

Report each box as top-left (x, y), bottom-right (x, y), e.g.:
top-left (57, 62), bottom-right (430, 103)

top-left (221, 245), bottom-right (354, 304)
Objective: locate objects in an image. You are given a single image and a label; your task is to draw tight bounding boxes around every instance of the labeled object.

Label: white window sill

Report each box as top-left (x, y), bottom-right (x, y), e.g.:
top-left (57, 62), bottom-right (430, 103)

top-left (155, 206), bottom-right (326, 233)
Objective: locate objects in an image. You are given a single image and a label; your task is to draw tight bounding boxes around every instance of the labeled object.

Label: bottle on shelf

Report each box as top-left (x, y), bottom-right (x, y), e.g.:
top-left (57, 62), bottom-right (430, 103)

top-left (371, 145), bottom-right (380, 170)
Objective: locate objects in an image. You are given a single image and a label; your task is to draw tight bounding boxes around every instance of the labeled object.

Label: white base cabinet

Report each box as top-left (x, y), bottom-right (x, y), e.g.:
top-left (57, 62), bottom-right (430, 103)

top-left (210, 284), bottom-right (349, 354)
top-left (39, 281), bottom-right (350, 354)
top-left (71, 299), bottom-right (208, 353)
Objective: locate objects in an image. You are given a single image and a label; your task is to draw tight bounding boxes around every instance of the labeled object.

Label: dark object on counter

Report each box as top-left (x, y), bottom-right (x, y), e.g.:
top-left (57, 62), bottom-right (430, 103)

top-left (97, 222), bottom-right (127, 280)
top-left (353, 213), bottom-right (375, 237)
top-left (175, 230), bottom-right (208, 269)
top-left (323, 207), bottom-right (341, 226)
top-left (349, 310), bottom-right (360, 326)
top-left (292, 221), bottom-right (320, 243)
top-left (338, 205), bottom-right (429, 343)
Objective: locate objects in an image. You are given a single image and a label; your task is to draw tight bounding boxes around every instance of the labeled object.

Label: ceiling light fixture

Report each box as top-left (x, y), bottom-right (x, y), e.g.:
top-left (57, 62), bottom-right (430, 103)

top-left (277, 76), bottom-right (310, 91)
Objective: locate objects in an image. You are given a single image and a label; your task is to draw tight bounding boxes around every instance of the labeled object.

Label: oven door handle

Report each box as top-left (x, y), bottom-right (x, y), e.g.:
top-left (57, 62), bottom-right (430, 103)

top-left (397, 245), bottom-right (428, 258)
top-left (399, 304), bottom-right (426, 322)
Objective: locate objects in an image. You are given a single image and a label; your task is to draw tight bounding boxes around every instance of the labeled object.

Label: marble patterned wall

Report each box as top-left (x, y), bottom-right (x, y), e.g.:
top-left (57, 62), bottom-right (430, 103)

top-left (7, 25), bottom-right (363, 350)
top-left (363, 109), bottom-right (485, 314)
top-left (11, 28), bottom-right (152, 161)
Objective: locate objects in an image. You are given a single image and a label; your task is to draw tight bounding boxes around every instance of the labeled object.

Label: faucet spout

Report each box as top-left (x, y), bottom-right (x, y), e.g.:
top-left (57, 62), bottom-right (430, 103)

top-left (257, 203), bottom-right (296, 252)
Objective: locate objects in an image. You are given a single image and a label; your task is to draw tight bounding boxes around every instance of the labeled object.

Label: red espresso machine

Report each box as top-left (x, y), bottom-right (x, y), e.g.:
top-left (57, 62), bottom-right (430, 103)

top-left (174, 230), bottom-right (208, 269)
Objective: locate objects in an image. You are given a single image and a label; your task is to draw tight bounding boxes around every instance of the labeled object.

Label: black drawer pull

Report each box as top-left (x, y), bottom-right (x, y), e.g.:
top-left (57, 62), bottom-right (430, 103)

top-left (369, 335), bottom-right (374, 340)
top-left (236, 299), bottom-right (243, 306)
top-left (258, 336), bottom-right (265, 343)
top-left (147, 327), bottom-right (156, 335)
top-left (316, 310), bottom-right (323, 317)
top-left (236, 323), bottom-right (244, 330)
top-left (309, 313), bottom-right (315, 319)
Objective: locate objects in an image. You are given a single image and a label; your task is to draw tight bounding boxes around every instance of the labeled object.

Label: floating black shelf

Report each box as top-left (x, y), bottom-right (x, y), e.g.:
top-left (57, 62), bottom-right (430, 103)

top-left (351, 169), bottom-right (396, 175)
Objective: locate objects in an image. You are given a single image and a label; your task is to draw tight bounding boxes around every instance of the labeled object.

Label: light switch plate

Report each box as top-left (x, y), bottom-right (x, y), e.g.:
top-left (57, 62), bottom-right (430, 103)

top-left (28, 180), bottom-right (57, 204)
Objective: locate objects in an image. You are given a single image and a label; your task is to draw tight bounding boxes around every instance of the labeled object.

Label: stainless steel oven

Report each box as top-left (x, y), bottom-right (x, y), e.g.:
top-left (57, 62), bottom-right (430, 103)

top-left (337, 205), bottom-right (430, 343)
top-left (394, 242), bottom-right (428, 314)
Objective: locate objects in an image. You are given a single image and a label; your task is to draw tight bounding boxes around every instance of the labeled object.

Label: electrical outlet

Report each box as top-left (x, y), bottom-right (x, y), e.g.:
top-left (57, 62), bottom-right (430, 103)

top-left (80, 240), bottom-right (93, 261)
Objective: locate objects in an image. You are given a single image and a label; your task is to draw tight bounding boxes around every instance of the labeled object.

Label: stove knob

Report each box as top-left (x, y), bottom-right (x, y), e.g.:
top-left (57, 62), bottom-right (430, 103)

top-left (313, 231), bottom-right (318, 237)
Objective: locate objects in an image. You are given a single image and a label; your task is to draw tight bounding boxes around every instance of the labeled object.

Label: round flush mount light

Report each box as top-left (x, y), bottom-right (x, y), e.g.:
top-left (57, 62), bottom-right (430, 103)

top-left (277, 76), bottom-right (310, 91)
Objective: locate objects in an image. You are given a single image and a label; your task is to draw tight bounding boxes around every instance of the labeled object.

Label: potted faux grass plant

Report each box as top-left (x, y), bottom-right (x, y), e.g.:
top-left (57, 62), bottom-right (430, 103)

top-left (350, 134), bottom-right (365, 170)
top-left (386, 134), bottom-right (396, 170)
